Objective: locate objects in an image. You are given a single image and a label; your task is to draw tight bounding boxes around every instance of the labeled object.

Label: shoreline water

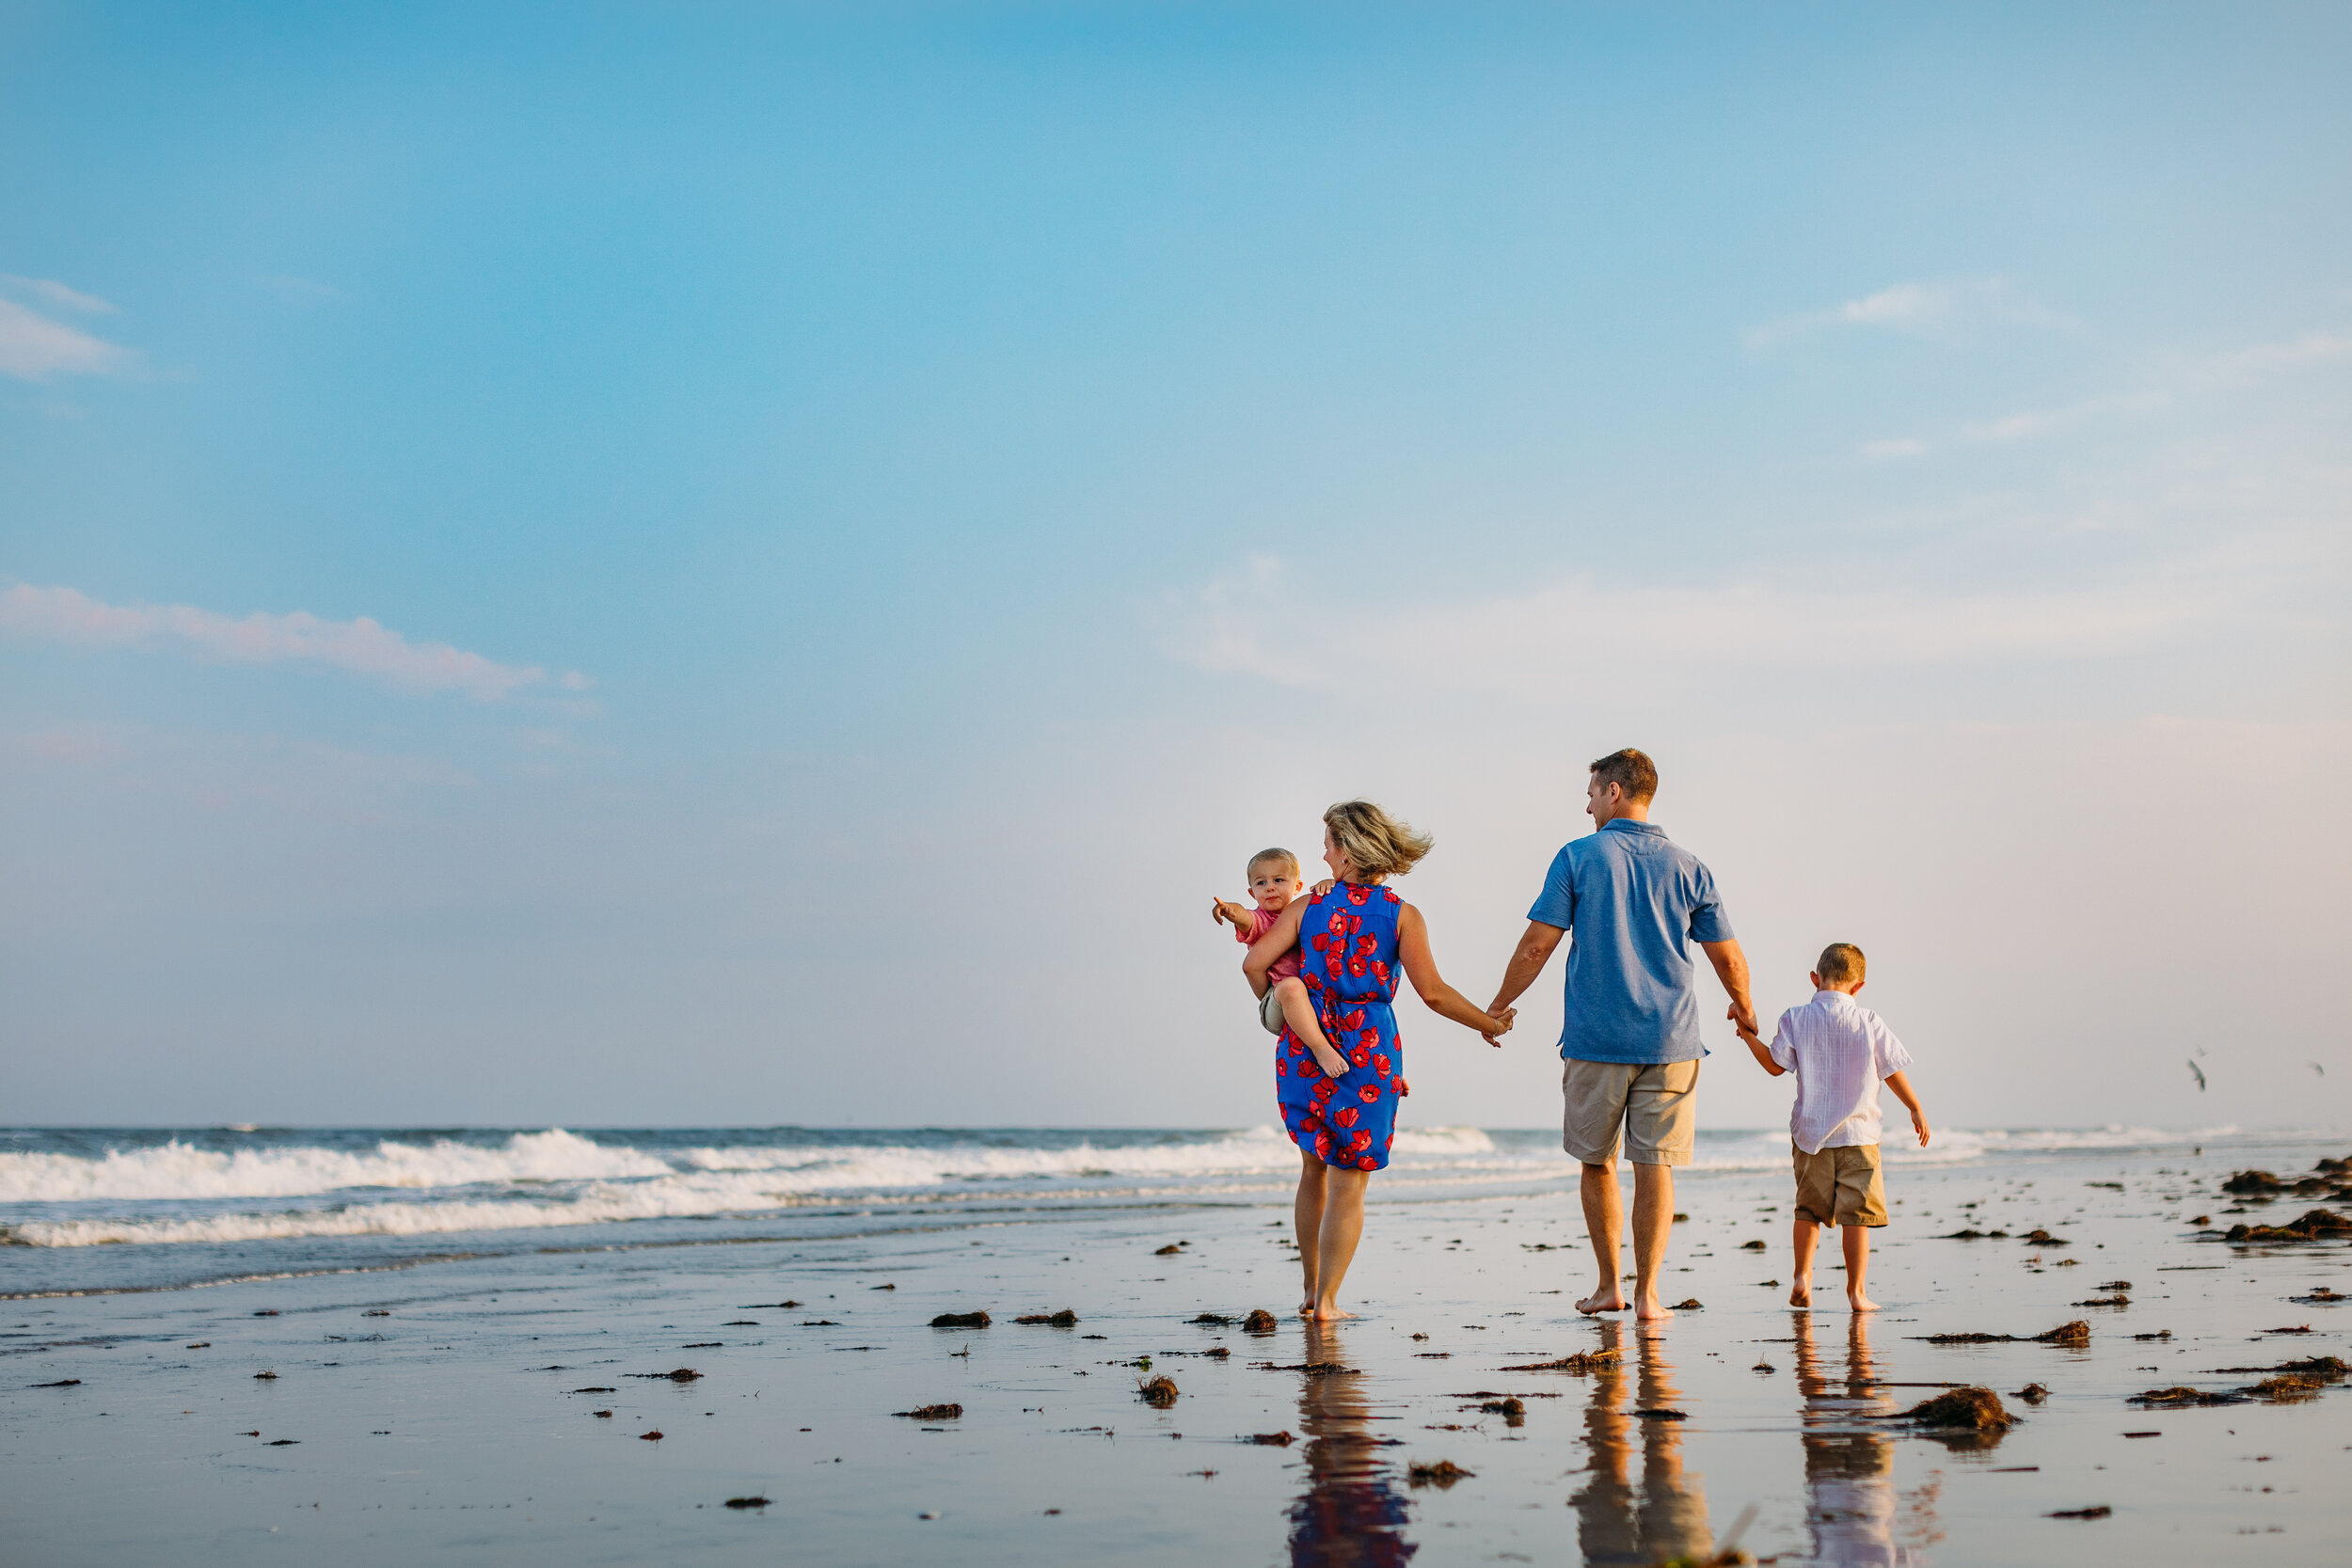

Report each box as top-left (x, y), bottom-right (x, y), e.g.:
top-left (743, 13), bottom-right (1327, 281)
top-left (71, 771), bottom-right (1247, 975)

top-left (4, 1128), bottom-right (2347, 1565)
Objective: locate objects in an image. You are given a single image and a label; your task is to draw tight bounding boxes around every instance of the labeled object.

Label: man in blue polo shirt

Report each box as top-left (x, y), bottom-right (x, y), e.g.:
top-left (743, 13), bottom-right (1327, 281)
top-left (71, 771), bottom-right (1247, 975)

top-left (1486, 748), bottom-right (1755, 1323)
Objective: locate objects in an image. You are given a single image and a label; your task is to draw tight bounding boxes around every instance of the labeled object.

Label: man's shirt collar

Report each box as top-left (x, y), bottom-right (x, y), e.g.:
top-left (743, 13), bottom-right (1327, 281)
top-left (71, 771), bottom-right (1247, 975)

top-left (1601, 818), bottom-right (1665, 837)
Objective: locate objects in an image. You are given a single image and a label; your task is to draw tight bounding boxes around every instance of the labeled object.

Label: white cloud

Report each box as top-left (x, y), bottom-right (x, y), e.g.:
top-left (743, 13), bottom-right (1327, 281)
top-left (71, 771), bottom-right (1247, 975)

top-left (1746, 277), bottom-right (2072, 349)
top-left (0, 583), bottom-right (586, 702)
top-left (254, 274), bottom-right (342, 305)
top-left (0, 275), bottom-right (119, 314)
top-left (1162, 556), bottom-right (2230, 697)
top-left (0, 295), bottom-right (131, 380)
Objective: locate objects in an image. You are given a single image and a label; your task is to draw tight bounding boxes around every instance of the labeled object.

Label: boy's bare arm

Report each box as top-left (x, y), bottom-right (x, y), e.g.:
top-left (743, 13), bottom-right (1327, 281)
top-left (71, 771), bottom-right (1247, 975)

top-left (1211, 896), bottom-right (1253, 929)
top-left (1736, 1023), bottom-right (1785, 1076)
top-left (1883, 1069), bottom-right (1931, 1147)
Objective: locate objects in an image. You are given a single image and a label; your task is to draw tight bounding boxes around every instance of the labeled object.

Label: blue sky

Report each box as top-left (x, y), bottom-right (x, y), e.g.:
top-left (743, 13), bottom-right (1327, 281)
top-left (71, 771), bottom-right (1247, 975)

top-left (3, 2), bottom-right (2347, 1130)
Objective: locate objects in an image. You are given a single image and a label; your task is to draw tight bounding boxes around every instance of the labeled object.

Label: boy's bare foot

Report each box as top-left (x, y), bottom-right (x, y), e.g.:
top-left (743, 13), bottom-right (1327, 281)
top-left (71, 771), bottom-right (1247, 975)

top-left (1847, 1293), bottom-right (1880, 1312)
top-left (1633, 1296), bottom-right (1675, 1323)
top-left (1575, 1291), bottom-right (1628, 1315)
top-left (1788, 1281), bottom-right (1813, 1307)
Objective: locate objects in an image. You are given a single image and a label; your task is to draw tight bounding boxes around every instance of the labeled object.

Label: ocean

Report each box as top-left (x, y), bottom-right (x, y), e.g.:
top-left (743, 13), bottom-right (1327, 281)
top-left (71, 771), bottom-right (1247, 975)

top-left (0, 1122), bottom-right (2314, 1299)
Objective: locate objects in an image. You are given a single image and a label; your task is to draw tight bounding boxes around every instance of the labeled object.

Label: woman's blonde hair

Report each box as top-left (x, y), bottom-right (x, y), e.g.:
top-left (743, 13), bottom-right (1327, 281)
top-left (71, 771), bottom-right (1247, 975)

top-left (1323, 800), bottom-right (1434, 880)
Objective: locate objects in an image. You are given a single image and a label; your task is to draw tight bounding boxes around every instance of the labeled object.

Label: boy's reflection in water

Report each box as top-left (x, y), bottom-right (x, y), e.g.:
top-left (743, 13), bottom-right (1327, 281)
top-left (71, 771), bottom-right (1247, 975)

top-left (1568, 1321), bottom-right (1714, 1567)
top-left (1285, 1322), bottom-right (1417, 1567)
top-left (1790, 1311), bottom-right (1920, 1567)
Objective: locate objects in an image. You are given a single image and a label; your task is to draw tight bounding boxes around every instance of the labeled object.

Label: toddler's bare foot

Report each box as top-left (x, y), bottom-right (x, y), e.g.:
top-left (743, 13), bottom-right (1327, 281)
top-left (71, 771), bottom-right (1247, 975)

top-left (1311, 1046), bottom-right (1349, 1079)
top-left (1788, 1281), bottom-right (1813, 1307)
top-left (1847, 1292), bottom-right (1880, 1312)
top-left (1576, 1290), bottom-right (1628, 1315)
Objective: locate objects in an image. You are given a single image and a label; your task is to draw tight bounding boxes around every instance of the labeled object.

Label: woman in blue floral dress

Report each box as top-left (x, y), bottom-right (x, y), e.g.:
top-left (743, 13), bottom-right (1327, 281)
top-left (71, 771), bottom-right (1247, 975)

top-left (1246, 801), bottom-right (1515, 1321)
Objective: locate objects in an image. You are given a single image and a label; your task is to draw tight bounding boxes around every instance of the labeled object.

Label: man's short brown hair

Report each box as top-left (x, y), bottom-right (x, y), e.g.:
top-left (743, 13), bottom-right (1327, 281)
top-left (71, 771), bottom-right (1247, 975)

top-left (1817, 942), bottom-right (1867, 986)
top-left (1588, 748), bottom-right (1659, 803)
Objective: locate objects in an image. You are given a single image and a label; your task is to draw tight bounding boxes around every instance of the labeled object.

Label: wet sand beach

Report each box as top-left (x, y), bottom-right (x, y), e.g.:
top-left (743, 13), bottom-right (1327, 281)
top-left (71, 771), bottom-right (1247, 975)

top-left (5, 1133), bottom-right (2348, 1566)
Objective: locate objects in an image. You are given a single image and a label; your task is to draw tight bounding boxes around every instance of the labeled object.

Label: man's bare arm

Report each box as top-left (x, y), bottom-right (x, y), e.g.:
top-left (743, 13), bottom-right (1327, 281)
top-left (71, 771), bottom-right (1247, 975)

top-left (1486, 920), bottom-right (1565, 1019)
top-left (1700, 938), bottom-right (1756, 1036)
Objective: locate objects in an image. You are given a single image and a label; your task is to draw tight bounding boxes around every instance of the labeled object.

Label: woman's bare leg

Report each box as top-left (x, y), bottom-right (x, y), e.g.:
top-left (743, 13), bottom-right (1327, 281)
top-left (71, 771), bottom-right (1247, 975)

top-left (1295, 1150), bottom-right (1327, 1314)
top-left (1274, 978), bottom-right (1349, 1078)
top-left (1311, 1166), bottom-right (1372, 1321)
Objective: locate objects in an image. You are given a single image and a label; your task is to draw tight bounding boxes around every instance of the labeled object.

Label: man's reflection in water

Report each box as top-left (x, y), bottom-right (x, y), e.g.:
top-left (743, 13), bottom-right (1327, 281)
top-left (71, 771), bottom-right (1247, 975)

top-left (1790, 1312), bottom-right (1921, 1567)
top-left (1568, 1321), bottom-right (1714, 1567)
top-left (1286, 1322), bottom-right (1416, 1567)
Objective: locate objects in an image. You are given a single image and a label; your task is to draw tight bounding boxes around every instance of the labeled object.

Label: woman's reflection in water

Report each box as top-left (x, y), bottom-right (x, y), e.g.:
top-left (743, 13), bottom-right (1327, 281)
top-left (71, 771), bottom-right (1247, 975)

top-left (1567, 1321), bottom-right (1714, 1567)
top-left (1790, 1311), bottom-right (1926, 1567)
top-left (1285, 1322), bottom-right (1416, 1567)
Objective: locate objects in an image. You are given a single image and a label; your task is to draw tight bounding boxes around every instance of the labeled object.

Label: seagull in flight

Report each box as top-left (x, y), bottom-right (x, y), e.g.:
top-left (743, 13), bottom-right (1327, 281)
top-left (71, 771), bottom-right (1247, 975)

top-left (2311, 1062), bottom-right (2327, 1077)
top-left (2187, 1059), bottom-right (2207, 1092)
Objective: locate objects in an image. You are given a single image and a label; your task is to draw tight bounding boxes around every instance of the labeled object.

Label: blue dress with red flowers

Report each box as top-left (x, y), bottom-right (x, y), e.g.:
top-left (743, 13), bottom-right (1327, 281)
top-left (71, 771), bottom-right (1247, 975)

top-left (1276, 881), bottom-right (1410, 1172)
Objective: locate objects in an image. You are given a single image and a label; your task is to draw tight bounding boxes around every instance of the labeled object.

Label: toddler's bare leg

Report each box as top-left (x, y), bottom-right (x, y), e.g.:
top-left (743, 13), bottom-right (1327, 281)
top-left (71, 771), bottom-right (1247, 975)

top-left (1275, 978), bottom-right (1348, 1078)
top-left (1294, 1150), bottom-right (1327, 1314)
top-left (1843, 1225), bottom-right (1878, 1311)
top-left (1789, 1215), bottom-right (1820, 1307)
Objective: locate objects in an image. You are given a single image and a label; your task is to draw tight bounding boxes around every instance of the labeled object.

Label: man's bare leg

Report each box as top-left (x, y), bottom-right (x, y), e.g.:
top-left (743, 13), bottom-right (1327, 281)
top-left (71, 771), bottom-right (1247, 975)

top-left (1789, 1214), bottom-right (1820, 1307)
top-left (1294, 1151), bottom-right (1327, 1315)
top-left (1843, 1224), bottom-right (1878, 1311)
top-left (1577, 1162), bottom-right (1628, 1313)
top-left (1629, 1163), bottom-right (1677, 1322)
top-left (1311, 1166), bottom-right (1371, 1321)
top-left (1274, 978), bottom-right (1349, 1078)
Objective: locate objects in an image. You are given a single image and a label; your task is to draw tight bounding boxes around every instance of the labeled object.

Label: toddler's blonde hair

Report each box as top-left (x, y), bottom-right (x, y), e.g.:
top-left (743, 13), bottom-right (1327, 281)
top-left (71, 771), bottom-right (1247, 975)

top-left (1323, 800), bottom-right (1433, 879)
top-left (1248, 847), bottom-right (1301, 880)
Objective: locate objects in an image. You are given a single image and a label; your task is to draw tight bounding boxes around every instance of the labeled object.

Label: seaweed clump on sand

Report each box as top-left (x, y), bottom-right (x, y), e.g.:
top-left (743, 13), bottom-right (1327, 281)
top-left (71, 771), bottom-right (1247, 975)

top-left (1672, 1299), bottom-right (1705, 1310)
top-left (723, 1496), bottom-right (771, 1510)
top-left (1942, 1228), bottom-right (2010, 1240)
top-left (1247, 1431), bottom-right (1295, 1446)
top-left (893, 1403), bottom-right (963, 1419)
top-left (930, 1311), bottom-right (992, 1329)
top-left (1242, 1309), bottom-right (1279, 1334)
top-left (2019, 1228), bottom-right (2070, 1247)
top-left (2246, 1373), bottom-right (2331, 1402)
top-left (1013, 1309), bottom-right (1079, 1326)
top-left (1406, 1460), bottom-right (1472, 1489)
top-left (2289, 1287), bottom-right (2346, 1305)
top-left (1501, 1349), bottom-right (1621, 1373)
top-left (2222, 1169), bottom-right (2282, 1196)
top-left (1478, 1398), bottom-right (1525, 1422)
top-left (1137, 1375), bottom-right (1180, 1407)
top-left (2073, 1294), bottom-right (2129, 1307)
top-left (2012, 1383), bottom-right (2049, 1403)
top-left (1918, 1320), bottom-right (2089, 1347)
top-left (1190, 1313), bottom-right (1234, 1325)
top-left (2224, 1209), bottom-right (2352, 1243)
top-left (1901, 1386), bottom-right (2011, 1431)
top-left (2127, 1386), bottom-right (2243, 1407)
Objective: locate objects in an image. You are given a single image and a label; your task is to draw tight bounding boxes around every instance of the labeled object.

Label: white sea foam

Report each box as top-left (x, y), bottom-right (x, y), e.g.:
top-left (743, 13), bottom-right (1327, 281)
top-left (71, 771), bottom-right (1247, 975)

top-left (1, 1122), bottom-right (2317, 1249)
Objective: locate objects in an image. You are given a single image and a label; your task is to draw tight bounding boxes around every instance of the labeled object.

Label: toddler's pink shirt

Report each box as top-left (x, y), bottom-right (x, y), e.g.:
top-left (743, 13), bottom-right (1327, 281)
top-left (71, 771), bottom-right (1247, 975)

top-left (1235, 905), bottom-right (1303, 979)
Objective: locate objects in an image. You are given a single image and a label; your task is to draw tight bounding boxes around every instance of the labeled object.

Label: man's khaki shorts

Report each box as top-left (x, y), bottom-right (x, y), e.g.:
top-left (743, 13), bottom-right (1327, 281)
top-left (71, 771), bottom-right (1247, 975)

top-left (1561, 1058), bottom-right (1699, 1167)
top-left (1792, 1142), bottom-right (1887, 1227)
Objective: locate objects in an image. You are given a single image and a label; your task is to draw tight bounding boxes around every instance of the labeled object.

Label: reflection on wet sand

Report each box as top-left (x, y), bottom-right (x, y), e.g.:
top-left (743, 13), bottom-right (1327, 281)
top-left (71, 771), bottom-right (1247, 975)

top-left (1790, 1312), bottom-right (1933, 1567)
top-left (1286, 1323), bottom-right (1416, 1567)
top-left (1568, 1320), bottom-right (1714, 1567)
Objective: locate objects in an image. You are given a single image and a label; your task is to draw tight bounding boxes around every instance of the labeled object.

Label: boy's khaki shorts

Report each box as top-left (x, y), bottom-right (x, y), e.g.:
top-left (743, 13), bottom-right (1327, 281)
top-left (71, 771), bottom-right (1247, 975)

top-left (1259, 984), bottom-right (1287, 1035)
top-left (1561, 1059), bottom-right (1699, 1166)
top-left (1793, 1142), bottom-right (1887, 1227)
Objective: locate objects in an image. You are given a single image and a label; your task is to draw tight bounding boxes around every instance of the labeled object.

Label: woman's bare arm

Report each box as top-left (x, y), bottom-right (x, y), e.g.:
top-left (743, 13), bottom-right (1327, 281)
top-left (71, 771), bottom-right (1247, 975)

top-left (1242, 899), bottom-right (1309, 998)
top-left (1395, 902), bottom-right (1514, 1042)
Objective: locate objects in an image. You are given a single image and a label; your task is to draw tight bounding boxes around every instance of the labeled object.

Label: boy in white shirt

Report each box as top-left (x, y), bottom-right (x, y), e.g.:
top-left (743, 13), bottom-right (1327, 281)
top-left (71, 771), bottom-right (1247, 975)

top-left (1735, 942), bottom-right (1930, 1312)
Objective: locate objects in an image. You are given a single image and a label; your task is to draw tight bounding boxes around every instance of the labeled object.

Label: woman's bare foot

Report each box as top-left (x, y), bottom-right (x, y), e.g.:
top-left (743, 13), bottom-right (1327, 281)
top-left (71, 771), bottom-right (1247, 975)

top-left (1788, 1281), bottom-right (1813, 1307)
top-left (1847, 1292), bottom-right (1880, 1312)
top-left (1575, 1290), bottom-right (1628, 1315)
top-left (1633, 1295), bottom-right (1675, 1323)
top-left (1309, 1305), bottom-right (1357, 1322)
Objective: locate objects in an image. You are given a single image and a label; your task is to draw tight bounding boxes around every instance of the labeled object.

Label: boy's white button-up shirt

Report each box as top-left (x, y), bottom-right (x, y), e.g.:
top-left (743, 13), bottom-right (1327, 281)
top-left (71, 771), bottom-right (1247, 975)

top-left (1767, 990), bottom-right (1914, 1153)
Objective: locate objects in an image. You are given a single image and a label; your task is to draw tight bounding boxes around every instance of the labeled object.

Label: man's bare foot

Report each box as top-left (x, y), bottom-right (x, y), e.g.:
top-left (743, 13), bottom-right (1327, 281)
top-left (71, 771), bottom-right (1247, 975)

top-left (1309, 1306), bottom-right (1357, 1322)
top-left (1788, 1282), bottom-right (1812, 1307)
top-left (1847, 1293), bottom-right (1880, 1312)
top-left (1575, 1291), bottom-right (1628, 1315)
top-left (1633, 1297), bottom-right (1675, 1323)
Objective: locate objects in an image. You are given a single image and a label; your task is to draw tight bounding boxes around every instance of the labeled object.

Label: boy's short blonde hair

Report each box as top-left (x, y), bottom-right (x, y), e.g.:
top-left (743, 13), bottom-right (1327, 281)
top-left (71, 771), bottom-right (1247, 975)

top-left (1323, 800), bottom-right (1434, 879)
top-left (1248, 847), bottom-right (1301, 880)
top-left (1817, 942), bottom-right (1867, 986)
